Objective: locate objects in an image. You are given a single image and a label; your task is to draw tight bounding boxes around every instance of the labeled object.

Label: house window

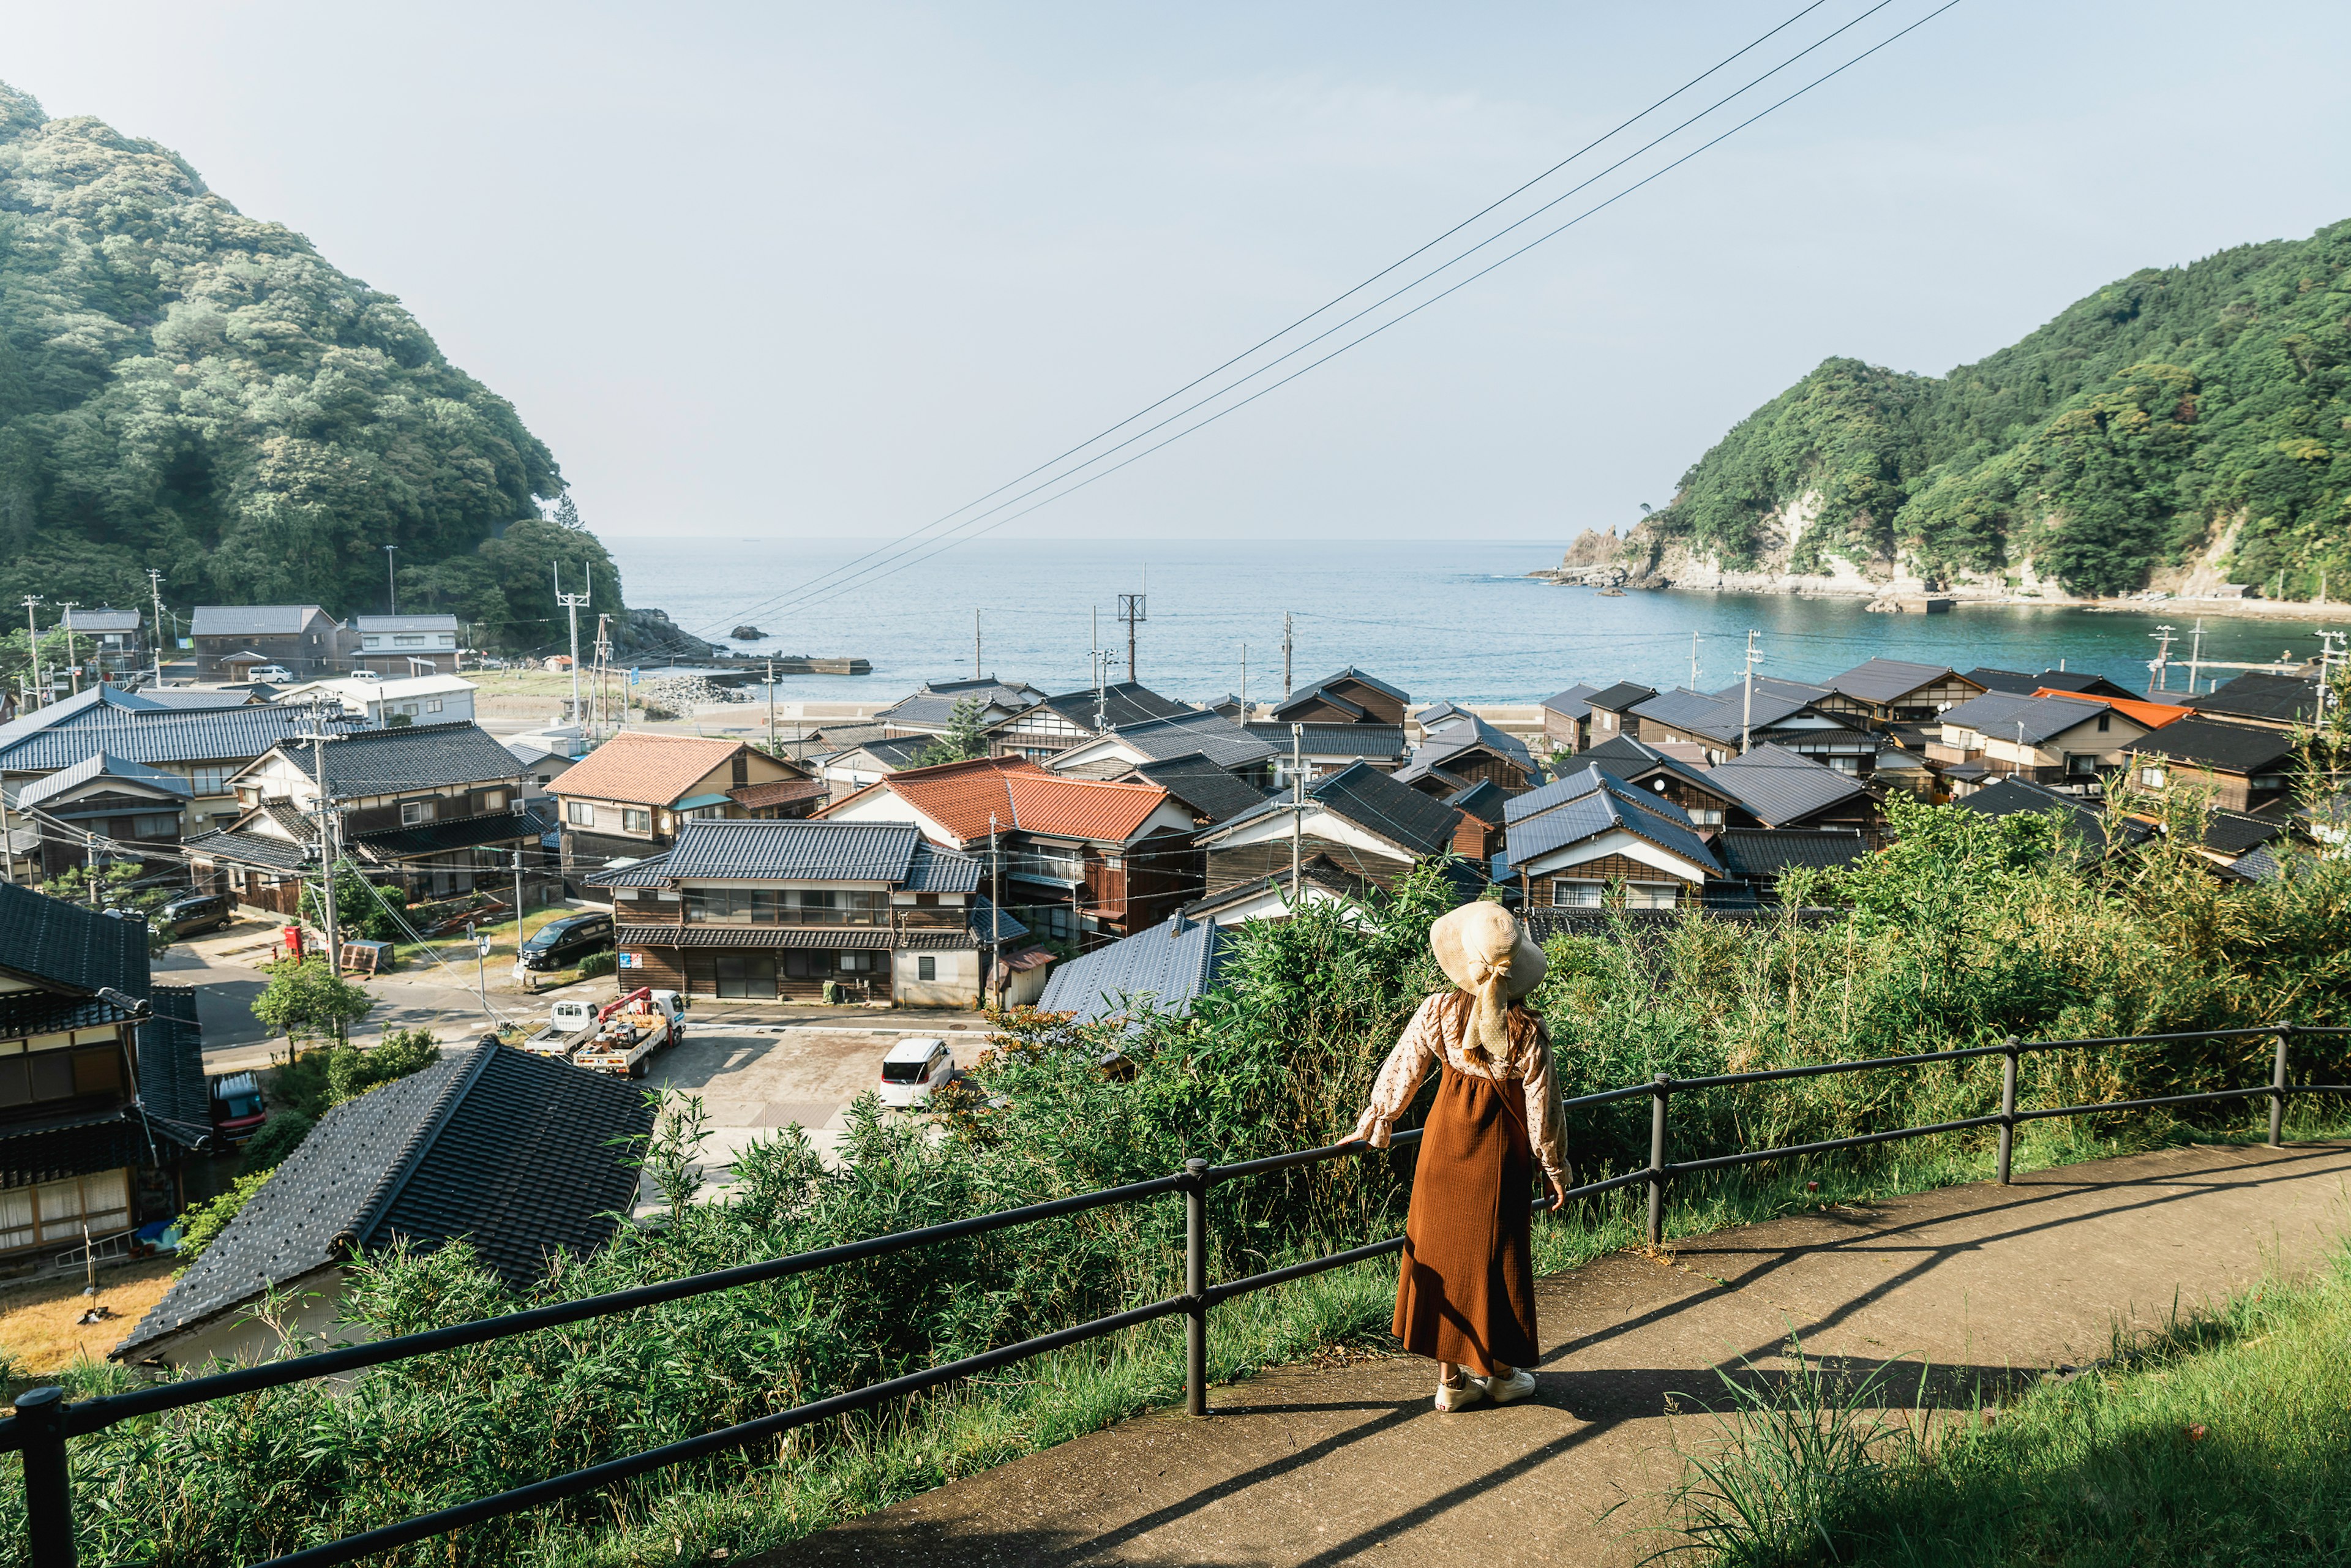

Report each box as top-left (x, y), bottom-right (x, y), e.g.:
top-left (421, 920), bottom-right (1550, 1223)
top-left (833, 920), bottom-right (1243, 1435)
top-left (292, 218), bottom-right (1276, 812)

top-left (362, 636), bottom-right (381, 649)
top-left (0, 1170), bottom-right (130, 1253)
top-left (1550, 880), bottom-right (1603, 907)
top-left (918, 955), bottom-right (937, 981)
top-left (1688, 808), bottom-right (1725, 826)
top-left (684, 952), bottom-right (778, 998)
top-left (2096, 713), bottom-right (2111, 732)
top-left (1624, 882), bottom-right (1680, 909)
top-left (187, 766), bottom-right (231, 795)
top-left (838, 951), bottom-right (872, 972)
top-left (426, 699), bottom-right (443, 713)
top-left (566, 800), bottom-right (595, 826)
top-left (2140, 767), bottom-right (2167, 789)
top-left (731, 753), bottom-right (749, 787)
top-left (130, 813), bottom-right (180, 839)
top-left (0, 1044), bottom-right (122, 1109)
top-left (623, 808), bottom-right (653, 834)
top-left (1016, 845), bottom-right (1086, 885)
top-left (483, 791), bottom-right (505, 811)
top-left (400, 800), bottom-right (437, 826)
top-left (395, 634), bottom-right (426, 647)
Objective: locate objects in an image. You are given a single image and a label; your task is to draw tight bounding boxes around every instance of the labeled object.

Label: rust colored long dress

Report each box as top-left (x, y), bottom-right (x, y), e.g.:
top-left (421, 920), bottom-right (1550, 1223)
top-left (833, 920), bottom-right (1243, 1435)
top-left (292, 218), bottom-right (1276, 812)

top-left (1391, 1008), bottom-right (1543, 1375)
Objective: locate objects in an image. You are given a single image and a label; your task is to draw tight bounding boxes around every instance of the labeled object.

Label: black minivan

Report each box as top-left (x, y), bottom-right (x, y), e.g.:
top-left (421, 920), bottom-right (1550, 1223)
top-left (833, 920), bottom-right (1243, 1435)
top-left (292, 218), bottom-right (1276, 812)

top-left (157, 891), bottom-right (236, 940)
top-left (519, 911), bottom-right (615, 971)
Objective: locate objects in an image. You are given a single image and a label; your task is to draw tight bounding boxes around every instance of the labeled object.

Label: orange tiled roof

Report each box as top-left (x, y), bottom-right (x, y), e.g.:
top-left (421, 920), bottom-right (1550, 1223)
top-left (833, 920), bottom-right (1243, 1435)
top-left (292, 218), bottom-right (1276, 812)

top-left (823, 754), bottom-right (1175, 844)
top-left (2030, 690), bottom-right (2194, 729)
top-left (546, 732), bottom-right (746, 807)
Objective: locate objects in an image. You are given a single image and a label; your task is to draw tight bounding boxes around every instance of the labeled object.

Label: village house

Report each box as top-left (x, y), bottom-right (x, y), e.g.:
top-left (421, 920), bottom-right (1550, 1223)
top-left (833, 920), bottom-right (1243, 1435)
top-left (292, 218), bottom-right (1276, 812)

top-left (1705, 744), bottom-right (1886, 841)
top-left (1965, 667), bottom-right (2140, 702)
top-left (1242, 720), bottom-right (1411, 781)
top-left (185, 721), bottom-right (541, 909)
top-left (548, 732), bottom-right (808, 877)
top-left (277, 672), bottom-right (477, 727)
top-left (1632, 678), bottom-right (1879, 773)
top-left (1444, 779), bottom-right (1509, 864)
top-left (1193, 760), bottom-right (1469, 908)
top-left (1266, 668), bottom-right (1412, 727)
top-left (817, 735), bottom-right (937, 798)
top-left (1394, 703), bottom-right (1539, 795)
top-left (1098, 754), bottom-right (1270, 828)
top-left (0, 692), bottom-right (358, 841)
top-left (10, 754), bottom-right (192, 881)
top-left (1047, 708), bottom-right (1278, 787)
top-left (1714, 828), bottom-right (1870, 901)
top-left (351, 614), bottom-right (462, 676)
top-left (819, 755), bottom-right (1201, 949)
top-left (59, 608), bottom-right (145, 683)
top-left (874, 678), bottom-right (1048, 738)
top-left (2122, 719), bottom-right (2299, 814)
top-left (1815, 659), bottom-right (1986, 727)
top-left (1539, 683), bottom-right (1601, 754)
top-left (1580, 681), bottom-right (1657, 745)
top-left (1501, 765), bottom-right (1724, 909)
top-left (590, 818), bottom-right (1016, 1005)
top-left (1180, 857), bottom-right (1376, 927)
top-left (505, 739), bottom-right (578, 805)
top-left (114, 1038), bottom-right (650, 1369)
top-left (0, 883), bottom-right (212, 1261)
top-left (986, 682), bottom-right (1192, 761)
top-left (189, 606), bottom-right (348, 681)
top-left (1927, 691), bottom-right (2155, 788)
top-left (2183, 671), bottom-right (2324, 732)
top-left (1573, 735), bottom-right (1744, 831)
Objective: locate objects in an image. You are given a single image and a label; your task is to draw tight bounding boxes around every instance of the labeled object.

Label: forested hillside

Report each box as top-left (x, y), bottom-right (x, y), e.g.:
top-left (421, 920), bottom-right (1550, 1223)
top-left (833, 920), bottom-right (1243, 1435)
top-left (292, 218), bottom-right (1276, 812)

top-left (1658, 219), bottom-right (2351, 598)
top-left (0, 80), bottom-right (624, 649)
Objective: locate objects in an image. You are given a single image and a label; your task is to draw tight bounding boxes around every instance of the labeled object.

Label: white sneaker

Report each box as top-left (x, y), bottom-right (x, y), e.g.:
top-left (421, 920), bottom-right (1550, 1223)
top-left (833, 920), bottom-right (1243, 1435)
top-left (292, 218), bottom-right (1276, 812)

top-left (1434, 1377), bottom-right (1487, 1412)
top-left (1475, 1368), bottom-right (1537, 1405)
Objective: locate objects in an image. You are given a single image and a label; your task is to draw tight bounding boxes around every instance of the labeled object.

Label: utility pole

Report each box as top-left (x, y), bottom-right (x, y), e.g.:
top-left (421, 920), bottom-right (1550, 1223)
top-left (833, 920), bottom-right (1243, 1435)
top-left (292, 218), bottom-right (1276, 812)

top-left (300, 724), bottom-right (345, 987)
top-left (383, 545), bottom-right (399, 615)
top-left (56, 606), bottom-right (78, 697)
top-left (513, 848), bottom-right (527, 932)
top-left (1093, 649), bottom-right (1109, 732)
top-left (1117, 592), bottom-right (1147, 685)
top-left (591, 612), bottom-right (613, 740)
top-left (1739, 631), bottom-right (1761, 754)
top-left (1689, 631), bottom-right (1701, 692)
top-left (2147, 623), bottom-right (2176, 696)
top-left (84, 831), bottom-right (99, 908)
top-left (554, 563), bottom-right (590, 726)
top-left (21, 597), bottom-right (42, 708)
top-left (1282, 612), bottom-right (1294, 696)
top-left (767, 659), bottom-right (776, 752)
top-left (2187, 618), bottom-right (2205, 696)
top-left (1239, 644), bottom-right (1247, 713)
top-left (973, 609), bottom-right (982, 680)
top-left (989, 812), bottom-right (1003, 1009)
top-left (1290, 723), bottom-right (1305, 890)
top-left (148, 569), bottom-right (165, 689)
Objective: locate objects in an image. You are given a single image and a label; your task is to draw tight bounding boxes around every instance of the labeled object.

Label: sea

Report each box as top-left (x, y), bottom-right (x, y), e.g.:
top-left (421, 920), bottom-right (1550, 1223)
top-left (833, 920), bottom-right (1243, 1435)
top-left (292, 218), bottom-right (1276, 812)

top-left (603, 536), bottom-right (2348, 707)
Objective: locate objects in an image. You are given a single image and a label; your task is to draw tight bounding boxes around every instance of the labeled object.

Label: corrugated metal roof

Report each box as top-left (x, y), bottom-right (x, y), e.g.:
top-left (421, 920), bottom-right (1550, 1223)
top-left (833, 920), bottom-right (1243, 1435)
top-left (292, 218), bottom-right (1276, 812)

top-left (1824, 658), bottom-right (1961, 705)
top-left (1573, 737), bottom-right (1725, 800)
top-left (352, 615), bottom-right (460, 633)
top-left (15, 752), bottom-right (193, 809)
top-left (1584, 681), bottom-right (1657, 713)
top-left (1242, 723), bottom-right (1408, 760)
top-left (1037, 914), bottom-right (1229, 1026)
top-left (1935, 691), bottom-right (2113, 745)
top-left (1507, 762), bottom-right (1697, 830)
top-left (1706, 745), bottom-right (1872, 825)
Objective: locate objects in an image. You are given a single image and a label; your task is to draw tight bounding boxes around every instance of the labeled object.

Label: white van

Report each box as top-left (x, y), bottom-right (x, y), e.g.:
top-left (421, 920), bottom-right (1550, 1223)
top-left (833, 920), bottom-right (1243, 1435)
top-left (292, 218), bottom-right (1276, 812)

top-left (877, 1038), bottom-right (954, 1108)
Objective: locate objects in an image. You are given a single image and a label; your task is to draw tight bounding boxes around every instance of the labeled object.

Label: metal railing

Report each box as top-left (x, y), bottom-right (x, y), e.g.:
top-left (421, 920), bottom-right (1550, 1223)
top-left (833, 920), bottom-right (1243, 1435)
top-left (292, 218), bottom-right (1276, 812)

top-left (2, 1019), bottom-right (2345, 1568)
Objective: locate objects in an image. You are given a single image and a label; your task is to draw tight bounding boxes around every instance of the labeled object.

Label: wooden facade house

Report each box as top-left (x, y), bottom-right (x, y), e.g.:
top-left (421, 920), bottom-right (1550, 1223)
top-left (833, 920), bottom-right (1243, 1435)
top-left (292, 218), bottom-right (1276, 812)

top-left (1393, 704), bottom-right (1539, 796)
top-left (1047, 709), bottom-right (1278, 788)
top-left (1816, 659), bottom-right (1986, 727)
top-left (590, 819), bottom-right (1014, 1006)
top-left (188, 606), bottom-right (347, 681)
top-left (1632, 678), bottom-right (1877, 772)
top-left (874, 678), bottom-right (1048, 738)
top-left (2181, 672), bottom-right (2325, 733)
top-left (1266, 668), bottom-right (1411, 727)
top-left (10, 754), bottom-right (192, 882)
top-left (1242, 722), bottom-right (1410, 782)
top-left (1572, 735), bottom-right (1742, 831)
top-left (1580, 681), bottom-right (1657, 746)
top-left (548, 732), bottom-right (806, 877)
top-left (351, 615), bottom-right (462, 677)
top-left (1501, 766), bottom-right (1724, 909)
top-left (1929, 692), bottom-right (2154, 788)
top-left (986, 682), bottom-right (1191, 762)
top-left (1539, 683), bottom-right (1602, 754)
top-left (1193, 760), bottom-right (1468, 899)
top-left (2121, 719), bottom-right (2299, 814)
top-left (819, 754), bottom-right (1201, 950)
top-left (1704, 745), bottom-right (1885, 841)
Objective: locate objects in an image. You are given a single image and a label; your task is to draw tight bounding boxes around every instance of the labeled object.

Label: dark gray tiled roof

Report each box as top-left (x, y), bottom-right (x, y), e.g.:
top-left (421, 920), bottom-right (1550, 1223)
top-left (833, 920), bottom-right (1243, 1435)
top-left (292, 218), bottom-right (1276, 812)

top-left (585, 850), bottom-right (674, 887)
top-left (967, 896), bottom-right (1028, 945)
top-left (1952, 777), bottom-right (2151, 853)
top-left (1573, 736), bottom-right (1727, 800)
top-left (1963, 667), bottom-right (2039, 696)
top-left (0, 705), bottom-right (358, 773)
top-left (0, 881), bottom-right (149, 997)
top-left (591, 819), bottom-right (981, 891)
top-left (1935, 691), bottom-right (2115, 745)
top-left (1397, 710), bottom-right (1535, 782)
top-left (1207, 761), bottom-right (1462, 858)
top-left (1444, 779), bottom-right (1507, 826)
top-left (2184, 672), bottom-right (2321, 726)
top-left (1128, 754), bottom-right (1270, 824)
top-left (117, 1042), bottom-right (651, 1358)
top-left (189, 606), bottom-right (334, 637)
top-left (2200, 810), bottom-right (2284, 857)
top-left (1584, 681), bottom-right (1657, 713)
top-left (1706, 745), bottom-right (1872, 825)
top-left (137, 986), bottom-right (212, 1153)
top-left (617, 924), bottom-right (971, 950)
top-left (1100, 710), bottom-right (1275, 768)
top-left (1502, 771), bottom-right (1722, 876)
top-left (179, 827), bottom-right (312, 872)
top-left (138, 689), bottom-right (261, 710)
top-left (2032, 671), bottom-right (2136, 700)
top-left (1540, 683), bottom-right (1600, 719)
top-left (1243, 723), bottom-right (1408, 760)
top-left (2123, 718), bottom-right (2296, 774)
top-left (1507, 761), bottom-right (1697, 830)
top-left (1284, 667), bottom-right (1409, 705)
top-left (14, 751), bottom-right (193, 809)
top-left (1717, 829), bottom-right (1870, 879)
top-left (1823, 658), bottom-right (1960, 704)
top-left (1038, 914), bottom-right (1230, 1026)
top-left (907, 841), bottom-right (985, 894)
top-left (276, 721), bottom-right (524, 795)
top-left (1032, 683), bottom-right (1190, 732)
top-left (876, 680), bottom-right (1045, 729)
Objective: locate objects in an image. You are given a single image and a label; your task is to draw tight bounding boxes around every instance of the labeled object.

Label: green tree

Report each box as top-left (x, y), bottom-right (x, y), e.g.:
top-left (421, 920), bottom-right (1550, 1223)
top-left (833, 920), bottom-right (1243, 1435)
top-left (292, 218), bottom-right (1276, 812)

top-left (37, 862), bottom-right (174, 953)
top-left (915, 697), bottom-right (990, 766)
top-left (250, 956), bottom-right (375, 1049)
top-left (299, 860), bottom-right (410, 943)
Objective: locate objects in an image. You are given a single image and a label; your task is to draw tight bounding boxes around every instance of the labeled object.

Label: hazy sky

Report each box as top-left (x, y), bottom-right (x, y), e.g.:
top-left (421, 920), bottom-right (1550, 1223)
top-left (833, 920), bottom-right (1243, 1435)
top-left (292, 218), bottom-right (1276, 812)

top-left (12, 3), bottom-right (2351, 546)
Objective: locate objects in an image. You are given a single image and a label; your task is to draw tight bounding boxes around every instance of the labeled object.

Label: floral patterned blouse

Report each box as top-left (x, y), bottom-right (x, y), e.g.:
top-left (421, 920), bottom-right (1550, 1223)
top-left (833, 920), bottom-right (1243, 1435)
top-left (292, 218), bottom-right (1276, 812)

top-left (1351, 991), bottom-right (1569, 1180)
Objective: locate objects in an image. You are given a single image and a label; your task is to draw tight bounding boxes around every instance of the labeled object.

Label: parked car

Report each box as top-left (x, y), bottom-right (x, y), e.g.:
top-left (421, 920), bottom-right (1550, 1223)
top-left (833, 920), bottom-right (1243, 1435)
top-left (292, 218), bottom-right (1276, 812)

top-left (208, 1071), bottom-right (267, 1142)
top-left (517, 910), bottom-right (615, 972)
top-left (878, 1037), bottom-right (955, 1108)
top-left (157, 891), bottom-right (236, 940)
top-left (248, 664), bottom-right (295, 683)
top-left (346, 669), bottom-right (381, 682)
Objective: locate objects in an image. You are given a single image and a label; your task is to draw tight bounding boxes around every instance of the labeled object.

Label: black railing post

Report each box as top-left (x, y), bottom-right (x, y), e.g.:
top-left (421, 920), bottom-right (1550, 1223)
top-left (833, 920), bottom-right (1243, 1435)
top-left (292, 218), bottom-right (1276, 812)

top-left (1183, 1158), bottom-right (1209, 1417)
top-left (18, 1386), bottom-right (77, 1568)
top-left (2269, 1023), bottom-right (2292, 1147)
top-left (1646, 1073), bottom-right (1670, 1249)
top-left (1997, 1037), bottom-right (2019, 1185)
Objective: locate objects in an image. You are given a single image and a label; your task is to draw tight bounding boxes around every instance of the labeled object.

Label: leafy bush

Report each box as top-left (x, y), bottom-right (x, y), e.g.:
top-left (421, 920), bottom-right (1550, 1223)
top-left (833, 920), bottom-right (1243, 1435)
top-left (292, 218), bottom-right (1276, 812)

top-left (576, 950), bottom-right (617, 979)
top-left (266, 1030), bottom-right (441, 1120)
top-left (171, 1172), bottom-right (274, 1268)
top-left (236, 1112), bottom-right (313, 1175)
top-left (250, 957), bottom-right (375, 1050)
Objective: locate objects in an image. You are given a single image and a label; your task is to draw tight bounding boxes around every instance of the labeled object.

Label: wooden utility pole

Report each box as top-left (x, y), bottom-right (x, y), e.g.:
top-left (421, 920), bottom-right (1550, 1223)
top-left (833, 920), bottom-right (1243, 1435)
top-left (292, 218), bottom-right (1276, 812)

top-left (1689, 631), bottom-right (1701, 691)
top-left (989, 812), bottom-right (1003, 1008)
top-left (57, 605), bottom-right (78, 696)
top-left (767, 659), bottom-right (776, 751)
top-left (2187, 618), bottom-right (2205, 697)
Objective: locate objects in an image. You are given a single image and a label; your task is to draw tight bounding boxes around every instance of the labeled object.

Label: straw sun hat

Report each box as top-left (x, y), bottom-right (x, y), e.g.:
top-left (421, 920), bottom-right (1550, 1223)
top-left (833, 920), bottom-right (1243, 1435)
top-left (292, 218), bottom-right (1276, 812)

top-left (1429, 902), bottom-right (1545, 1063)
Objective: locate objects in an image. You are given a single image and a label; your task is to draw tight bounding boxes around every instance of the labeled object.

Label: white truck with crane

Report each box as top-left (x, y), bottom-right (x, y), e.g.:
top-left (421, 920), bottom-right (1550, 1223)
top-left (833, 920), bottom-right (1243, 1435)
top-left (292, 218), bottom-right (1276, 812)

top-left (573, 987), bottom-right (689, 1078)
top-left (522, 997), bottom-right (603, 1058)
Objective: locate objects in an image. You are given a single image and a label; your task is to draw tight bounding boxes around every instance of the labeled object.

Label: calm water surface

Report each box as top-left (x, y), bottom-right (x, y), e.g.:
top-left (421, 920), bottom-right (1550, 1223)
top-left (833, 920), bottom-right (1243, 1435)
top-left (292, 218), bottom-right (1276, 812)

top-left (605, 537), bottom-right (2347, 705)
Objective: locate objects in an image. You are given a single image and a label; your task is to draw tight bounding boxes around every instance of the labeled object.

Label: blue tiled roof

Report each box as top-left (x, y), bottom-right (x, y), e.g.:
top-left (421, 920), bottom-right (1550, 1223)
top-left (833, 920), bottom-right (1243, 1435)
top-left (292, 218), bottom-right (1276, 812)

top-left (587, 819), bottom-right (983, 891)
top-left (1507, 764), bottom-right (1697, 831)
top-left (0, 703), bottom-right (359, 773)
top-left (14, 751), bottom-right (195, 809)
top-left (1037, 914), bottom-right (1230, 1026)
top-left (1503, 770), bottom-right (1721, 876)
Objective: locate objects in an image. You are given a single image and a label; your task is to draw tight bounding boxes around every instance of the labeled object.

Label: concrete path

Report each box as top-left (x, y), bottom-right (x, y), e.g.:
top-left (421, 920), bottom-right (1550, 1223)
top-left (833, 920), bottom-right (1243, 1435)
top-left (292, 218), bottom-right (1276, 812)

top-left (773, 1141), bottom-right (2351, 1568)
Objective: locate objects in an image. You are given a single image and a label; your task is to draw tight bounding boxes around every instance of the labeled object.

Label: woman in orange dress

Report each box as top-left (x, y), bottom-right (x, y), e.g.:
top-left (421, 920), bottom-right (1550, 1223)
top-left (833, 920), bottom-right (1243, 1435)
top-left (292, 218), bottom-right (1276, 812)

top-left (1351, 902), bottom-right (1567, 1411)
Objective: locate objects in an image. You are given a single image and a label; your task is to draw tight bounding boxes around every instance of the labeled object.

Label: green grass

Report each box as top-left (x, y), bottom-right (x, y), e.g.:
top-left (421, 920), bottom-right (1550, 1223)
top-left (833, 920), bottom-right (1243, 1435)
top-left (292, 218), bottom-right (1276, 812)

top-left (1657, 1244), bottom-right (2351, 1567)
